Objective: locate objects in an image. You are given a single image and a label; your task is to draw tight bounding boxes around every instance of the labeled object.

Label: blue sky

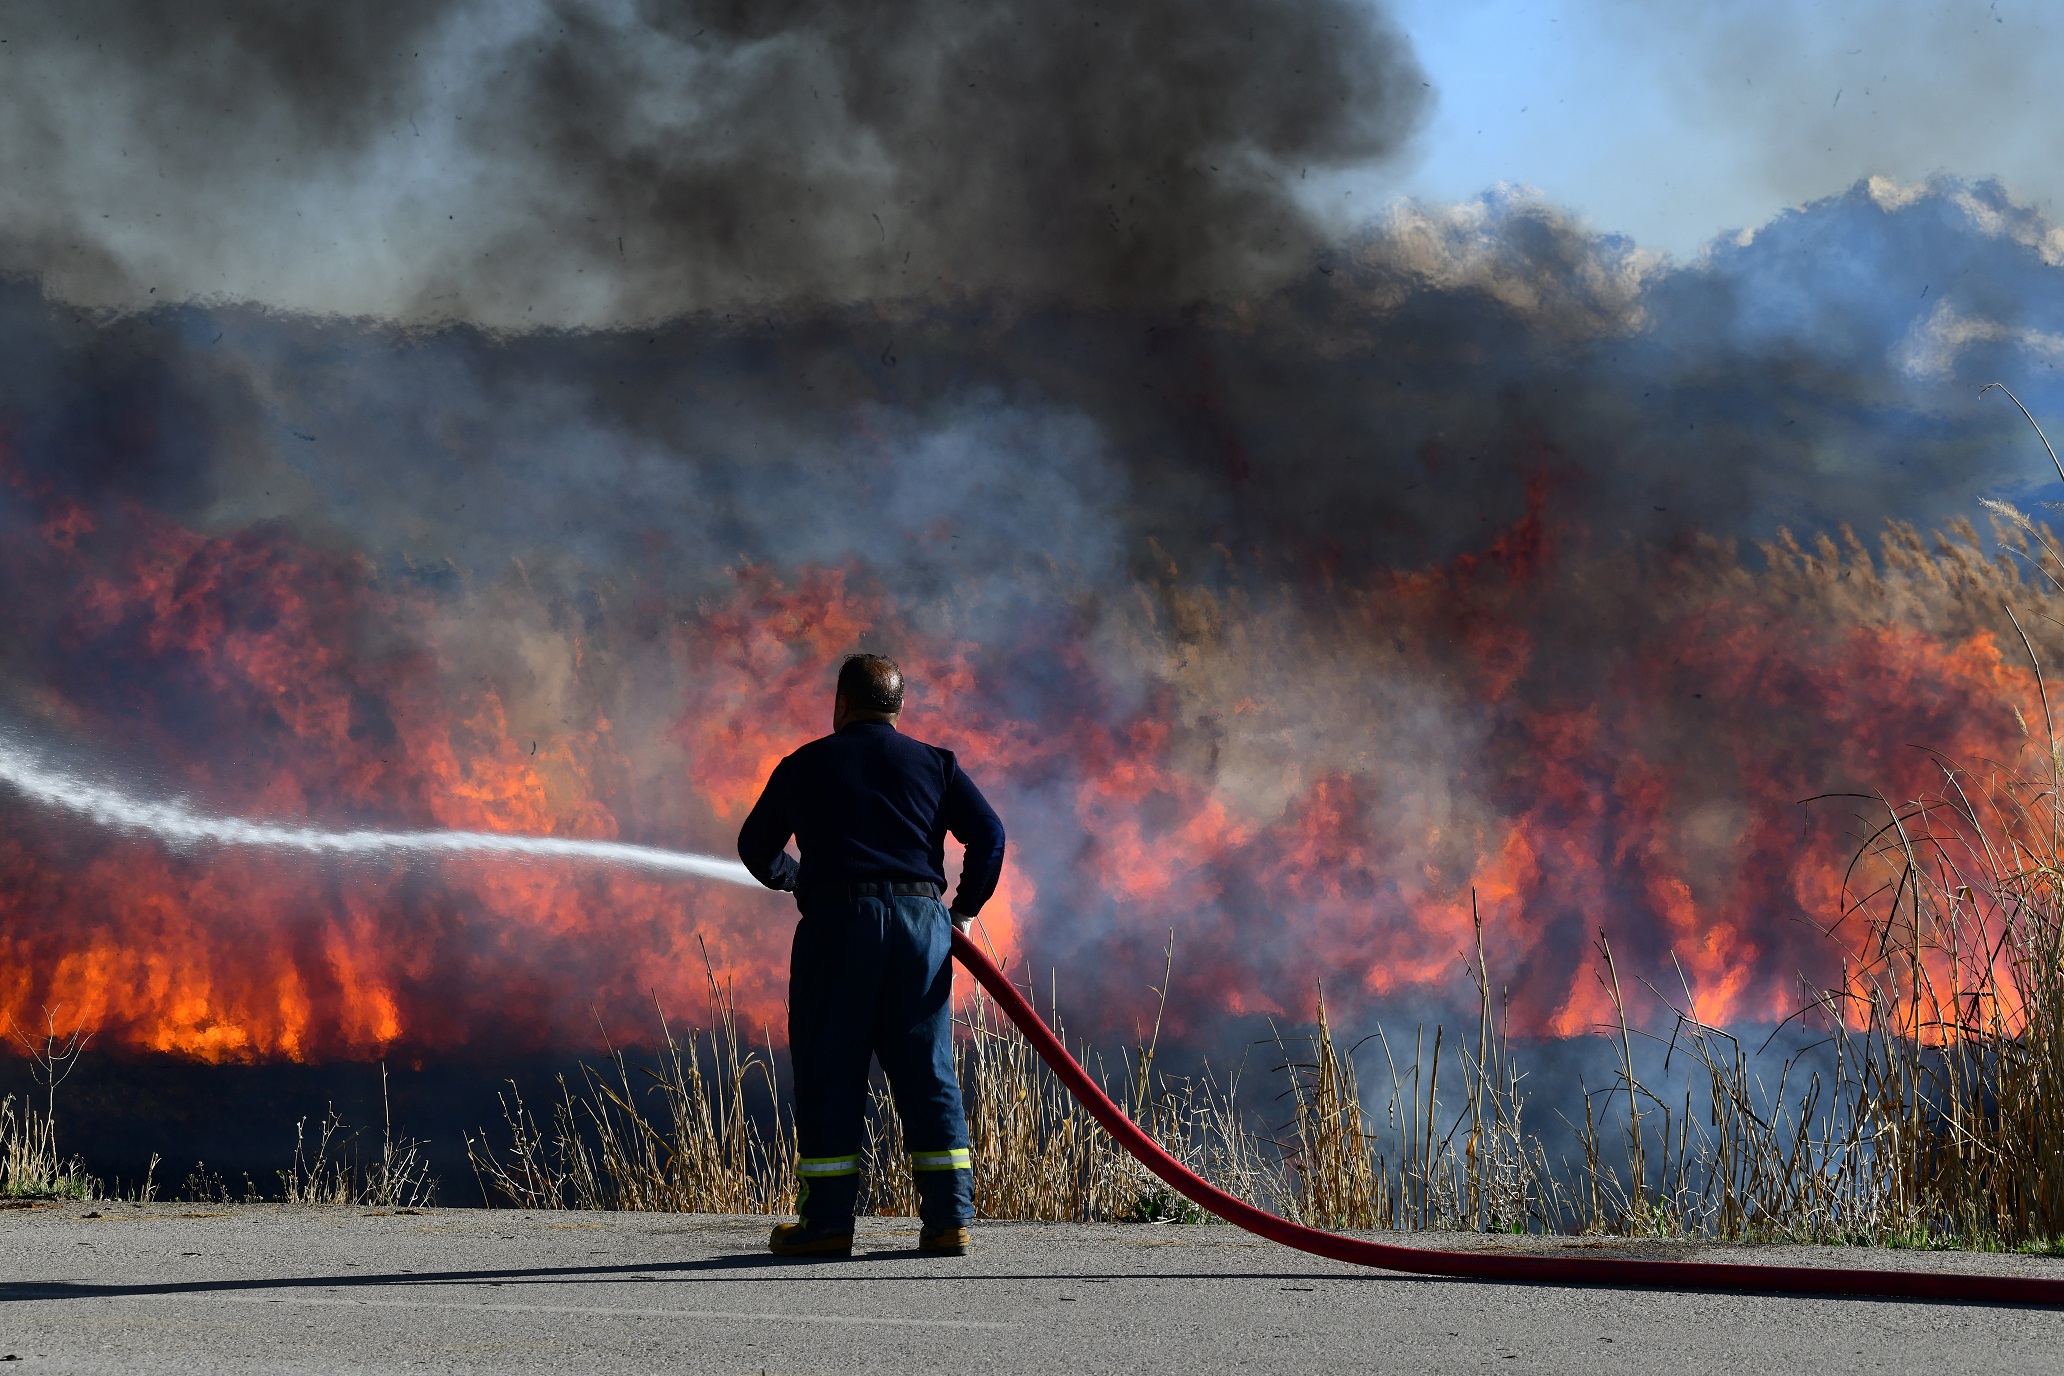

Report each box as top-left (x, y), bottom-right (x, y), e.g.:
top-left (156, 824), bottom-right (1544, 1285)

top-left (1374, 0), bottom-right (2063, 256)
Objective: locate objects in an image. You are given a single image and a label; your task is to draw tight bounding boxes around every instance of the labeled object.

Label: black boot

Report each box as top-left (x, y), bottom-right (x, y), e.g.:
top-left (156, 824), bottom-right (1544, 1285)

top-left (770, 1170), bottom-right (858, 1257)
top-left (769, 1219), bottom-right (854, 1257)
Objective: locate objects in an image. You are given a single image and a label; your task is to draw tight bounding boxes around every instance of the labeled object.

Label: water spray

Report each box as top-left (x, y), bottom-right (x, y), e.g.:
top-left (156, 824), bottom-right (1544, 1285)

top-left (0, 731), bottom-right (2055, 1303)
top-left (0, 733), bottom-right (757, 886)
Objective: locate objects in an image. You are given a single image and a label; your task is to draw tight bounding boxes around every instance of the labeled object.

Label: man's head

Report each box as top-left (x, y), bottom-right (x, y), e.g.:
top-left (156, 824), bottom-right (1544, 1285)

top-left (834, 653), bottom-right (905, 730)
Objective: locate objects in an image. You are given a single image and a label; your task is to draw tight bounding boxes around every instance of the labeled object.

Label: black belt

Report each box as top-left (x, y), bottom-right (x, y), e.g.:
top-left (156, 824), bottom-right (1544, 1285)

top-left (807, 880), bottom-right (942, 902)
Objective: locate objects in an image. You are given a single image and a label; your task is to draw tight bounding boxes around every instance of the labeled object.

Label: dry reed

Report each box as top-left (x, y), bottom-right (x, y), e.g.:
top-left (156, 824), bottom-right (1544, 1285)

top-left (1272, 896), bottom-right (1558, 1233)
top-left (469, 932), bottom-right (1277, 1223)
top-left (467, 945), bottom-right (795, 1213)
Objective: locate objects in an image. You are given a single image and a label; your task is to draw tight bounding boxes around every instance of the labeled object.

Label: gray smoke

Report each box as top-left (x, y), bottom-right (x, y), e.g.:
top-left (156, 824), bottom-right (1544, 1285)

top-left (0, 0), bottom-right (1428, 325)
top-left (1605, 0), bottom-right (2064, 231)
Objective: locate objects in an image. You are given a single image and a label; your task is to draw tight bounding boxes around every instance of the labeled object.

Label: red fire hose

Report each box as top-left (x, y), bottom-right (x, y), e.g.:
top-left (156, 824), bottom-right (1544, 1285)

top-left (951, 930), bottom-right (2064, 1304)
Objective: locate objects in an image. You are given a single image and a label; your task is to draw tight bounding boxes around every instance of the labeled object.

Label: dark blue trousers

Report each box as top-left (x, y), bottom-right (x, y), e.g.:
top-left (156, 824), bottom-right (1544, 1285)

top-left (789, 886), bottom-right (974, 1230)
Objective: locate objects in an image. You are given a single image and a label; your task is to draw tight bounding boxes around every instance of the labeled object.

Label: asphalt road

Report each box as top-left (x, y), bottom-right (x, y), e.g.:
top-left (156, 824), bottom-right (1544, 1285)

top-left (0, 1204), bottom-right (2057, 1374)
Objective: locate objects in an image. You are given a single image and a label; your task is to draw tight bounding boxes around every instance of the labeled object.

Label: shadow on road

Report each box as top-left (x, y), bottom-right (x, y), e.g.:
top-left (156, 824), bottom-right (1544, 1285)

top-left (0, 1253), bottom-right (1412, 1304)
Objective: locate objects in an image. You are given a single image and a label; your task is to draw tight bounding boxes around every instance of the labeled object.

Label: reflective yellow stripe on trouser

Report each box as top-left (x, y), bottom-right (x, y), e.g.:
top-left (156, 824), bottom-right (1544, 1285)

top-left (910, 1148), bottom-right (972, 1172)
top-left (795, 1155), bottom-right (860, 1212)
top-left (797, 1155), bottom-right (860, 1177)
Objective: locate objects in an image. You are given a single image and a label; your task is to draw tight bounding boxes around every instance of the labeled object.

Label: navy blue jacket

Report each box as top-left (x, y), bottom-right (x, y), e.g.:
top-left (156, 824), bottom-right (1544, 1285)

top-left (736, 720), bottom-right (1007, 915)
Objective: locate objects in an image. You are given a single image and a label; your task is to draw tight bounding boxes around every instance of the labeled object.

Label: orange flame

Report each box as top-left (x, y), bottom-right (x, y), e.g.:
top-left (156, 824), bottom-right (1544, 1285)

top-left (0, 454), bottom-right (2048, 1060)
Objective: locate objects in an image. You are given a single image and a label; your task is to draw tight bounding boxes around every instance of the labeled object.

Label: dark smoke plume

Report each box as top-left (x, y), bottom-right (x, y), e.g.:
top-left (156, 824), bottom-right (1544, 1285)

top-left (0, 0), bottom-right (1427, 322)
top-left (5, 0), bottom-right (2064, 1072)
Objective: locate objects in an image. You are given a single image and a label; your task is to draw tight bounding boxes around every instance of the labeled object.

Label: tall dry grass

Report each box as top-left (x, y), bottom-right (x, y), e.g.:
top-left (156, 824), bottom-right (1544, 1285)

top-left (1271, 898), bottom-right (1558, 1234)
top-left (0, 1096), bottom-right (94, 1200)
top-left (467, 950), bottom-right (795, 1213)
top-left (469, 933), bottom-right (1279, 1222)
top-left (863, 948), bottom-right (1280, 1222)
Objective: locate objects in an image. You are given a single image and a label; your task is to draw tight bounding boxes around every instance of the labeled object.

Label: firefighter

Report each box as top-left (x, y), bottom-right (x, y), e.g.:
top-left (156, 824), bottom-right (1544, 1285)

top-left (737, 653), bottom-right (1007, 1257)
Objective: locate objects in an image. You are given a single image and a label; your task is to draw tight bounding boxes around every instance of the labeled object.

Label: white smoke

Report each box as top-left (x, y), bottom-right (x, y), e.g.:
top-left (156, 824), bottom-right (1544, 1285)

top-left (0, 732), bottom-right (760, 888)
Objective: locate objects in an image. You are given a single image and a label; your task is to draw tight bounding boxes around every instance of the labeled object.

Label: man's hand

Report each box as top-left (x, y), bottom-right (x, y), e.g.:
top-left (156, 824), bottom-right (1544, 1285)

top-left (950, 909), bottom-right (973, 934)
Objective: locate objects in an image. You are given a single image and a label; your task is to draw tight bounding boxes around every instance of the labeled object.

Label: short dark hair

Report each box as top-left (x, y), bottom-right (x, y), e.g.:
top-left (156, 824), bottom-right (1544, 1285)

top-left (837, 653), bottom-right (905, 714)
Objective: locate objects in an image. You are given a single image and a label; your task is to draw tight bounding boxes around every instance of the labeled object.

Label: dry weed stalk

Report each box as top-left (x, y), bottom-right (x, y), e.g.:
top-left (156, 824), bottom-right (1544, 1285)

top-left (9, 1007), bottom-right (88, 1127)
top-left (280, 1065), bottom-right (436, 1208)
top-left (0, 1005), bottom-right (99, 1200)
top-left (1274, 983), bottom-right (1382, 1228)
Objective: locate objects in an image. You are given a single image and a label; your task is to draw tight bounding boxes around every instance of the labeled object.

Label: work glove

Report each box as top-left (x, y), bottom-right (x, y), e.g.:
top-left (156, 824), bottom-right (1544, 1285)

top-left (950, 908), bottom-right (973, 934)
